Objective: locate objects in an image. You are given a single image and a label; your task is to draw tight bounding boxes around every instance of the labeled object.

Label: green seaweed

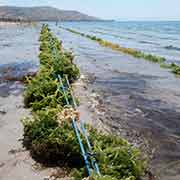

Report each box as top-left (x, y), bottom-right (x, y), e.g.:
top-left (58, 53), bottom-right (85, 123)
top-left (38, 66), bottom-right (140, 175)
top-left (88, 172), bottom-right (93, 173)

top-left (171, 63), bottom-right (180, 76)
top-left (22, 24), bottom-right (146, 180)
top-left (22, 110), bottom-right (84, 166)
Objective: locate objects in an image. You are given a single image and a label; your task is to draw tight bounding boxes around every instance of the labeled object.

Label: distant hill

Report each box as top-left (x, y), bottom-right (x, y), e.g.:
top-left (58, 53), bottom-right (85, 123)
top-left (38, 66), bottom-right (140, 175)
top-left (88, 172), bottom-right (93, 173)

top-left (0, 6), bottom-right (99, 22)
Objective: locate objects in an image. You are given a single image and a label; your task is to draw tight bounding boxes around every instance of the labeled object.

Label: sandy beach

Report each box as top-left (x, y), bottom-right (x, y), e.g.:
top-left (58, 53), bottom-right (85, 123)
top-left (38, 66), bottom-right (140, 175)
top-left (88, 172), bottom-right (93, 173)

top-left (0, 94), bottom-right (52, 180)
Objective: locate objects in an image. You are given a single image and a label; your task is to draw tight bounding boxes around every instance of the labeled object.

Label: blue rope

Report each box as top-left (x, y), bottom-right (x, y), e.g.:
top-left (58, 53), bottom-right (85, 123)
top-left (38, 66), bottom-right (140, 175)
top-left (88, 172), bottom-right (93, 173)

top-left (58, 74), bottom-right (91, 176)
top-left (64, 75), bottom-right (101, 176)
top-left (50, 36), bottom-right (100, 176)
top-left (72, 118), bottom-right (91, 176)
top-left (58, 74), bottom-right (69, 105)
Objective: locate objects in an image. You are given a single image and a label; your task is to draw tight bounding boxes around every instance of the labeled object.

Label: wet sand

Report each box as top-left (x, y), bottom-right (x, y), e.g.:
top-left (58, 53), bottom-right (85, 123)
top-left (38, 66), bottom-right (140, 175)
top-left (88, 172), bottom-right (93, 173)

top-left (0, 95), bottom-right (57, 180)
top-left (52, 26), bottom-right (180, 180)
top-left (0, 83), bottom-right (71, 179)
top-left (0, 24), bottom-right (70, 180)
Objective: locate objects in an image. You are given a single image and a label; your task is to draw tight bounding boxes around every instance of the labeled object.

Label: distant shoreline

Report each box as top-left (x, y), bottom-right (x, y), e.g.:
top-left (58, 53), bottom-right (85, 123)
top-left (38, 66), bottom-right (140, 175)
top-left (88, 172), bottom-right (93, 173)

top-left (0, 19), bottom-right (109, 25)
top-left (0, 21), bottom-right (34, 26)
top-left (0, 21), bottom-right (22, 25)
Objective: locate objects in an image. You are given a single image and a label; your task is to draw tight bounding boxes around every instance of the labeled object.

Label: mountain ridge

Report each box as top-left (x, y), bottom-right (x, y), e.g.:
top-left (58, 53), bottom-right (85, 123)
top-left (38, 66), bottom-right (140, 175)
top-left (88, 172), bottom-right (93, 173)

top-left (0, 6), bottom-right (99, 21)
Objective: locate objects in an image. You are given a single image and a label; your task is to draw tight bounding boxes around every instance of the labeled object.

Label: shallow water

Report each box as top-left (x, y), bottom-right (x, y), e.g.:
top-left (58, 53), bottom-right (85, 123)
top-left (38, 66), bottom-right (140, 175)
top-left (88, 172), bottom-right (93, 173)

top-left (0, 24), bottom-right (40, 96)
top-left (0, 22), bottom-right (180, 179)
top-left (50, 24), bottom-right (180, 179)
top-left (59, 21), bottom-right (180, 64)
top-left (0, 24), bottom-right (40, 65)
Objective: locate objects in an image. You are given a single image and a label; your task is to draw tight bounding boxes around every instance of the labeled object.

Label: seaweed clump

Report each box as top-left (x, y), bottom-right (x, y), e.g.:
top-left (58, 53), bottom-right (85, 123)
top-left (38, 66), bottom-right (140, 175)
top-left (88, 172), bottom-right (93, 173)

top-left (73, 127), bottom-right (146, 180)
top-left (170, 63), bottom-right (180, 76)
top-left (23, 24), bottom-right (81, 164)
top-left (24, 24), bottom-right (79, 111)
top-left (160, 62), bottom-right (180, 76)
top-left (22, 24), bottom-right (146, 180)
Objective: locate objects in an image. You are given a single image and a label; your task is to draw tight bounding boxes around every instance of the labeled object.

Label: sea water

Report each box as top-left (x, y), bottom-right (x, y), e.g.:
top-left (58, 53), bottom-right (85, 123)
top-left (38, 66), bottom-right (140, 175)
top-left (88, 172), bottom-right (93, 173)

top-left (60, 21), bottom-right (180, 64)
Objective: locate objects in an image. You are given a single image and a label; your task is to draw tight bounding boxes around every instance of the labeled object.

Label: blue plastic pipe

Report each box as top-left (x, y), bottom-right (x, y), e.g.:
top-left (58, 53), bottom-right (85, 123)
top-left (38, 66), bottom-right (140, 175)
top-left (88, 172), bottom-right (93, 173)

top-left (72, 118), bottom-right (91, 176)
top-left (57, 74), bottom-right (91, 176)
top-left (64, 75), bottom-right (101, 175)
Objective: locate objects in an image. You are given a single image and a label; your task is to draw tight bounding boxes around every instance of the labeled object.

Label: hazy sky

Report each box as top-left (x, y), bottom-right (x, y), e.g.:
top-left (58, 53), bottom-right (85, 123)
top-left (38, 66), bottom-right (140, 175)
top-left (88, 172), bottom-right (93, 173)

top-left (0, 0), bottom-right (180, 20)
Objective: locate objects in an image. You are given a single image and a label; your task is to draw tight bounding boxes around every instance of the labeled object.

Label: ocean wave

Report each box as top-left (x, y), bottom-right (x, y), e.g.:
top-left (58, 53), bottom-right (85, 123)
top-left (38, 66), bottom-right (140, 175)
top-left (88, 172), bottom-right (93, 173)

top-left (159, 37), bottom-right (178, 40)
top-left (91, 30), bottom-right (134, 40)
top-left (139, 40), bottom-right (160, 45)
top-left (164, 45), bottom-right (180, 51)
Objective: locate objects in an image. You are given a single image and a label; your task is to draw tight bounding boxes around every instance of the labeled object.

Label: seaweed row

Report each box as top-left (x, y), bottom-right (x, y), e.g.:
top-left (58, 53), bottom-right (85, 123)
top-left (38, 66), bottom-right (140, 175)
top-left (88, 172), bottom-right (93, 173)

top-left (22, 24), bottom-right (146, 180)
top-left (61, 27), bottom-right (180, 76)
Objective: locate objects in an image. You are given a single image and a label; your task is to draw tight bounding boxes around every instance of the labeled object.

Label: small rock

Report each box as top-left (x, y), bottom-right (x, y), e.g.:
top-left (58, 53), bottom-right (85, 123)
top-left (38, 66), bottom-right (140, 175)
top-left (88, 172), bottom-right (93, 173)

top-left (8, 148), bottom-right (24, 154)
top-left (0, 109), bottom-right (6, 115)
top-left (43, 176), bottom-right (50, 180)
top-left (90, 93), bottom-right (98, 98)
top-left (50, 177), bottom-right (55, 180)
top-left (80, 75), bottom-right (85, 80)
top-left (135, 108), bottom-right (142, 113)
top-left (83, 85), bottom-right (88, 90)
top-left (0, 162), bottom-right (5, 168)
top-left (16, 104), bottom-right (24, 109)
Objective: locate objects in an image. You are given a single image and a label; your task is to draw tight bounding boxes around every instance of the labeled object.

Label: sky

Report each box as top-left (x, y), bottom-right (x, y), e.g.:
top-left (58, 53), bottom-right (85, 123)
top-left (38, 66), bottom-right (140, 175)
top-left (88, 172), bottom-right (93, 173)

top-left (0, 0), bottom-right (180, 20)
